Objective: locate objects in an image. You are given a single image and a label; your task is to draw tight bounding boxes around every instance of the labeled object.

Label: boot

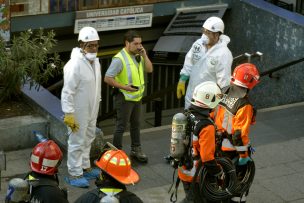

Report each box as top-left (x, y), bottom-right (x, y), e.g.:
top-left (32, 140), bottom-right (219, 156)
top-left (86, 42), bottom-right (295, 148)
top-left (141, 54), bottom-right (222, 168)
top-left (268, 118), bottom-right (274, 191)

top-left (64, 175), bottom-right (89, 188)
top-left (130, 146), bottom-right (148, 163)
top-left (83, 167), bottom-right (100, 180)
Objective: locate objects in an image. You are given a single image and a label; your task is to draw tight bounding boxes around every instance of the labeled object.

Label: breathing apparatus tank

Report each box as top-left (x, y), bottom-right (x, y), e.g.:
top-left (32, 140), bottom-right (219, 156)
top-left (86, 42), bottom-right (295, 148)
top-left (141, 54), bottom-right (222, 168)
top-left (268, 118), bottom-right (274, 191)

top-left (5, 178), bottom-right (30, 203)
top-left (170, 113), bottom-right (188, 160)
top-left (100, 189), bottom-right (120, 203)
top-left (100, 195), bottom-right (119, 203)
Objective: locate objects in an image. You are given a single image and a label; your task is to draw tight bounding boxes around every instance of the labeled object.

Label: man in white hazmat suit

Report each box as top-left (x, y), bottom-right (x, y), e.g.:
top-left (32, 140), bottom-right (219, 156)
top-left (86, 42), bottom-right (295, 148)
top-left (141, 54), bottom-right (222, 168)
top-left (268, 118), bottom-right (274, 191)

top-left (176, 16), bottom-right (233, 109)
top-left (61, 26), bottom-right (102, 188)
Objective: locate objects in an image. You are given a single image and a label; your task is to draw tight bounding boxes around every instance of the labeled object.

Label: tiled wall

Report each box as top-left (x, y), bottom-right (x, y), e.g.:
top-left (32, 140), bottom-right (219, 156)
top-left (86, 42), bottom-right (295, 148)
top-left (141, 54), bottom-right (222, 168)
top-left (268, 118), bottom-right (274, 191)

top-left (225, 0), bottom-right (304, 109)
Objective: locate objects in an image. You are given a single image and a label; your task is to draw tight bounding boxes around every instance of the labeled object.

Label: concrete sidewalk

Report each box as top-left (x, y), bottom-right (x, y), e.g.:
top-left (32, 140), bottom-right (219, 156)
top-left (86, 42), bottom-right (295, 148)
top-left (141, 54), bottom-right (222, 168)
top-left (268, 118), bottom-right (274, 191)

top-left (1, 102), bottom-right (304, 202)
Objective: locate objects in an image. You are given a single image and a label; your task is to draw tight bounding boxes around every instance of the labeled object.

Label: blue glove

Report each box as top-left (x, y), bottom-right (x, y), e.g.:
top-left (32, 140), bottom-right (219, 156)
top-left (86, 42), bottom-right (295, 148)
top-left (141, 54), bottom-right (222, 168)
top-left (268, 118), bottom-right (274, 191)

top-left (238, 157), bottom-right (252, 166)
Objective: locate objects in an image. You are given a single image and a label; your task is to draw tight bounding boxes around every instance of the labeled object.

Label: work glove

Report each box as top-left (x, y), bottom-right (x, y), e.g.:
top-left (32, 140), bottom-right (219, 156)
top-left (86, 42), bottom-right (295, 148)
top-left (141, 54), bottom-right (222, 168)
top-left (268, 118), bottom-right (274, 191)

top-left (176, 75), bottom-right (189, 99)
top-left (238, 156), bottom-right (252, 166)
top-left (64, 113), bottom-right (79, 133)
top-left (205, 160), bottom-right (223, 177)
top-left (205, 160), bottom-right (224, 187)
top-left (177, 81), bottom-right (185, 99)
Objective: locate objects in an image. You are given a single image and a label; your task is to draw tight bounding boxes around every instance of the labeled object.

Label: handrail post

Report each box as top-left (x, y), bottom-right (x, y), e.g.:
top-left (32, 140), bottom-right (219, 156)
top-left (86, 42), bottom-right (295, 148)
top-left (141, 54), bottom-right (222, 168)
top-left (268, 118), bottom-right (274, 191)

top-left (245, 53), bottom-right (251, 63)
top-left (153, 98), bottom-right (162, 127)
top-left (0, 150), bottom-right (6, 191)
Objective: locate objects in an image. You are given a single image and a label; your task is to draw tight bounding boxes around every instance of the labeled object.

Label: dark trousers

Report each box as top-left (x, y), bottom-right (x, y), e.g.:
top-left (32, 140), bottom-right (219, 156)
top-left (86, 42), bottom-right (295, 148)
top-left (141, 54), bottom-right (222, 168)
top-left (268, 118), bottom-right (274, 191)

top-left (182, 181), bottom-right (194, 202)
top-left (113, 92), bottom-right (142, 149)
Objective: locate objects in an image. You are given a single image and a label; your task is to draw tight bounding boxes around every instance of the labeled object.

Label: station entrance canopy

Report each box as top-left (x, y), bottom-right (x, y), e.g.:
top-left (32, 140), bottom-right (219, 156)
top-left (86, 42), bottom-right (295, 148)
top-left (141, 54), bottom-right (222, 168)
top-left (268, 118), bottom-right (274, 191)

top-left (153, 4), bottom-right (228, 54)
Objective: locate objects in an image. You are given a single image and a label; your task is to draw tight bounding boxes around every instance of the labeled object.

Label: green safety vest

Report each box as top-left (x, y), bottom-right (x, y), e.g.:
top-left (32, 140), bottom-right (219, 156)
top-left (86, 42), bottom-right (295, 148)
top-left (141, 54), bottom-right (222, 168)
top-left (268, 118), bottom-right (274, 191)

top-left (114, 48), bottom-right (145, 101)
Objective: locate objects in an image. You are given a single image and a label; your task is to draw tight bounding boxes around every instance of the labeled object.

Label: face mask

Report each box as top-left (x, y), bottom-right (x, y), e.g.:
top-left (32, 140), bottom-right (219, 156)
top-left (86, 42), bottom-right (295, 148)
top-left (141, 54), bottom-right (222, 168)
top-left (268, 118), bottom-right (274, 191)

top-left (201, 34), bottom-right (209, 45)
top-left (85, 52), bottom-right (97, 61)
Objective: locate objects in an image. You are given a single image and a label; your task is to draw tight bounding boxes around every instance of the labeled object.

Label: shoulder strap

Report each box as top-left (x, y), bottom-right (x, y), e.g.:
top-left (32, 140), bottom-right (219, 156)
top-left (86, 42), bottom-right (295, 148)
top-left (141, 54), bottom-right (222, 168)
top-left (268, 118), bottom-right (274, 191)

top-left (183, 110), bottom-right (197, 169)
top-left (168, 168), bottom-right (180, 203)
top-left (193, 118), bottom-right (214, 136)
top-left (251, 106), bottom-right (257, 124)
top-left (183, 109), bottom-right (196, 138)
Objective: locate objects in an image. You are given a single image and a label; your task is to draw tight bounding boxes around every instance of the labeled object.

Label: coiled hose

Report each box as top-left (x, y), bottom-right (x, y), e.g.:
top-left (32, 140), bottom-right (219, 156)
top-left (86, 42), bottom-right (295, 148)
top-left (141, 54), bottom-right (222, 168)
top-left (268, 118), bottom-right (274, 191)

top-left (199, 157), bottom-right (238, 201)
top-left (234, 159), bottom-right (255, 195)
top-left (199, 157), bottom-right (255, 202)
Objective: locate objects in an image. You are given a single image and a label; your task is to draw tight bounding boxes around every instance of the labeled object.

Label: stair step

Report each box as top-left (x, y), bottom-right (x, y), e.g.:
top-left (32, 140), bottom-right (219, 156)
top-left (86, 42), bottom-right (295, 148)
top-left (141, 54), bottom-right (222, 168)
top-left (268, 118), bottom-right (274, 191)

top-left (0, 115), bottom-right (48, 151)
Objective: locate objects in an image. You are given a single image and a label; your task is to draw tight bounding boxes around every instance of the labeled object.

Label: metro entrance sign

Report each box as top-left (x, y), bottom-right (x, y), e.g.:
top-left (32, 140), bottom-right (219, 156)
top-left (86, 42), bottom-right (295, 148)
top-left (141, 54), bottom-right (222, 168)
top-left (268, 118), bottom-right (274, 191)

top-left (74, 5), bottom-right (153, 33)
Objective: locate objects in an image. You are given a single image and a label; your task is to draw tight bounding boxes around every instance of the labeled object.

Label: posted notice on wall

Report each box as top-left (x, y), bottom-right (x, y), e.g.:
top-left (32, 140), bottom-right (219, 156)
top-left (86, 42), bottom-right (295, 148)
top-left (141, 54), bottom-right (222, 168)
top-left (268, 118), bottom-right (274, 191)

top-left (74, 5), bottom-right (153, 33)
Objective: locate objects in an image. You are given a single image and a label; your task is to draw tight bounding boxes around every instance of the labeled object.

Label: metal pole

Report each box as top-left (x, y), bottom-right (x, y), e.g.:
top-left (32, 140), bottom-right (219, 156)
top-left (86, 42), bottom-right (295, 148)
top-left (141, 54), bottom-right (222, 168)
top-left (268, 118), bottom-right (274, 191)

top-left (0, 150), bottom-right (6, 191)
top-left (245, 53), bottom-right (251, 63)
top-left (154, 98), bottom-right (162, 127)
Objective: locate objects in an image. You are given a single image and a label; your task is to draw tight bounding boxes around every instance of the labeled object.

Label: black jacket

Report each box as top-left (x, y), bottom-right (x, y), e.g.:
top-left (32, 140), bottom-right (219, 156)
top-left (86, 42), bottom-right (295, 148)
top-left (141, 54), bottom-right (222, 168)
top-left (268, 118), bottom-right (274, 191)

top-left (74, 179), bottom-right (143, 203)
top-left (27, 172), bottom-right (68, 203)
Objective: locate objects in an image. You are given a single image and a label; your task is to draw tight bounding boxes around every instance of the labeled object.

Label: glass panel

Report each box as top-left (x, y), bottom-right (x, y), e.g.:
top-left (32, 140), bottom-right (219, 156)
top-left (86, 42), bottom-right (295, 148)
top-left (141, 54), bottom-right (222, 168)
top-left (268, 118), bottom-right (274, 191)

top-left (10, 0), bottom-right (180, 15)
top-left (79, 0), bottom-right (99, 10)
top-left (49, 0), bottom-right (59, 13)
top-left (10, 0), bottom-right (49, 16)
top-left (68, 0), bottom-right (77, 11)
top-left (95, 0), bottom-right (178, 10)
top-left (49, 0), bottom-right (78, 13)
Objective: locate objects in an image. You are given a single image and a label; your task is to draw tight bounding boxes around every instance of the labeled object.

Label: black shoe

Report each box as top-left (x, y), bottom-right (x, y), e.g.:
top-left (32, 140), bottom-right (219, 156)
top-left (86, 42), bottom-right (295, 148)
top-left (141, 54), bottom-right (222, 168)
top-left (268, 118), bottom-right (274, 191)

top-left (130, 146), bottom-right (148, 163)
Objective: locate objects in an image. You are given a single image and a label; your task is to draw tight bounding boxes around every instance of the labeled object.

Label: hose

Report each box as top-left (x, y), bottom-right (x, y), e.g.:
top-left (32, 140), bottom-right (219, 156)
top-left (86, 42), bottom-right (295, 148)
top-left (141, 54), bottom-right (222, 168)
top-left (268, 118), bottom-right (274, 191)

top-left (199, 157), bottom-right (256, 202)
top-left (199, 157), bottom-right (238, 201)
top-left (234, 159), bottom-right (255, 195)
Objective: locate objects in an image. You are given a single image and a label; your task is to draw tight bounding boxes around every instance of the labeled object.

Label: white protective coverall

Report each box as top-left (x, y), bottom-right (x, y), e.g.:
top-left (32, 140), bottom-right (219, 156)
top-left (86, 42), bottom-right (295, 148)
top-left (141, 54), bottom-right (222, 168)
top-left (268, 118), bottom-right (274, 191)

top-left (180, 35), bottom-right (233, 109)
top-left (61, 47), bottom-right (101, 176)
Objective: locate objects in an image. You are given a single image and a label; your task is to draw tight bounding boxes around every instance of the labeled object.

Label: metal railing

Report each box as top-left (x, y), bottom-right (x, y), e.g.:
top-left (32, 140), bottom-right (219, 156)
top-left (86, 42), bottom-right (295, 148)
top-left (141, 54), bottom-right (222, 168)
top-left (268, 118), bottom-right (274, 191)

top-left (97, 59), bottom-right (183, 123)
top-left (96, 51), bottom-right (264, 123)
top-left (230, 51), bottom-right (304, 80)
top-left (260, 57), bottom-right (304, 78)
top-left (232, 51), bottom-right (263, 69)
top-left (47, 51), bottom-right (303, 127)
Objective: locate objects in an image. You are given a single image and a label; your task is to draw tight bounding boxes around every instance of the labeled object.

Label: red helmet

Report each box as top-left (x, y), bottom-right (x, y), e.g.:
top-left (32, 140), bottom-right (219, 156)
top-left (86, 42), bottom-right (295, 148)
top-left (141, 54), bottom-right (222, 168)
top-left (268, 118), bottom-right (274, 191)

top-left (30, 140), bottom-right (63, 175)
top-left (231, 63), bottom-right (260, 89)
top-left (95, 150), bottom-right (139, 185)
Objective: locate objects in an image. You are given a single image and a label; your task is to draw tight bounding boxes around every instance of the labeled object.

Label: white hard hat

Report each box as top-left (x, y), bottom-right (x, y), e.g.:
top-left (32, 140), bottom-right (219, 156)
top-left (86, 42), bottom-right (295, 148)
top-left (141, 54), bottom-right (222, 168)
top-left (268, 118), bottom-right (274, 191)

top-left (78, 27), bottom-right (100, 42)
top-left (202, 16), bottom-right (224, 33)
top-left (191, 81), bottom-right (223, 109)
